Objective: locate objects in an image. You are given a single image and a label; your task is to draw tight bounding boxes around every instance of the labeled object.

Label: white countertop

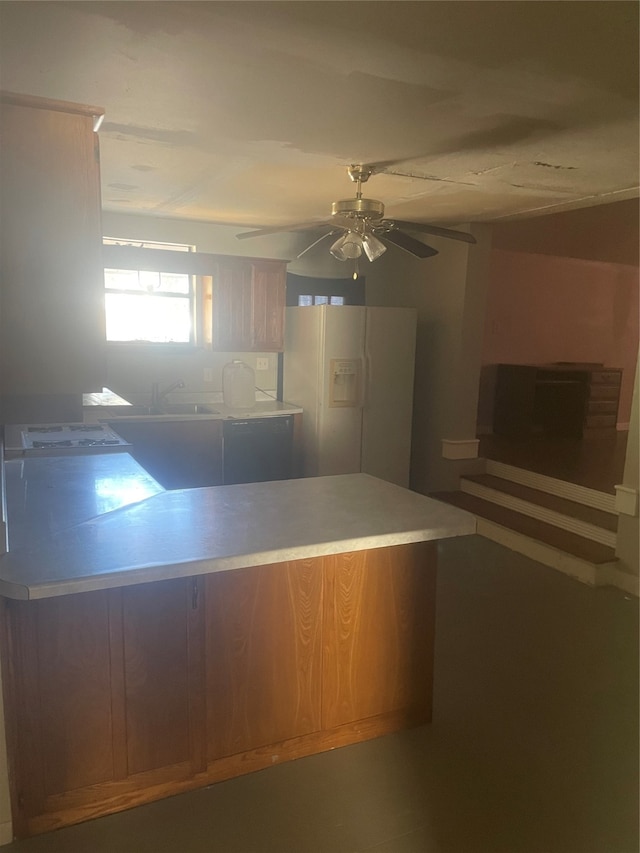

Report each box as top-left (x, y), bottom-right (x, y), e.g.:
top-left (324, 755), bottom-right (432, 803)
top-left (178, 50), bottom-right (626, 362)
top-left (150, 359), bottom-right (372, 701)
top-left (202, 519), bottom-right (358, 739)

top-left (0, 454), bottom-right (476, 600)
top-left (83, 388), bottom-right (302, 422)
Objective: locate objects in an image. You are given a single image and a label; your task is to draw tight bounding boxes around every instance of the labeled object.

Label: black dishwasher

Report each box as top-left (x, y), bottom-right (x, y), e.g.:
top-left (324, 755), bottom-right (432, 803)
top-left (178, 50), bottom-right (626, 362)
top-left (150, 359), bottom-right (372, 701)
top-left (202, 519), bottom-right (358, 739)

top-left (222, 416), bottom-right (294, 485)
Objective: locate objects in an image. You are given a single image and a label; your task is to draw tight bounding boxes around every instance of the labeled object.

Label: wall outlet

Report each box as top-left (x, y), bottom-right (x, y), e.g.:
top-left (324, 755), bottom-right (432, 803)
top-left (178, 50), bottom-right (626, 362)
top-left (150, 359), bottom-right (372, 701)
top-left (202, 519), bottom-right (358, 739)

top-left (203, 368), bottom-right (214, 383)
top-left (256, 358), bottom-right (269, 371)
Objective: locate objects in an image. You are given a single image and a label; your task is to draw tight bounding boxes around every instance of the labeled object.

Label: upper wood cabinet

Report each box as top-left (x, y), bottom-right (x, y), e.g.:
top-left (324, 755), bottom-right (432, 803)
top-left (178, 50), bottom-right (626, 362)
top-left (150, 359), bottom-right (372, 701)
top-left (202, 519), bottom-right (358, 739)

top-left (0, 92), bottom-right (106, 401)
top-left (99, 246), bottom-right (287, 354)
top-left (211, 258), bottom-right (286, 352)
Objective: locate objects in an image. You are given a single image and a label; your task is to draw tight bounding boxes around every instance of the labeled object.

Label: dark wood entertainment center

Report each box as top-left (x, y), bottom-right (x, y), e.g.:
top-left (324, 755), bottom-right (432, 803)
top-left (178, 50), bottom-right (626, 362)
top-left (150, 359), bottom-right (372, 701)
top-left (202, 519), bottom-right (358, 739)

top-left (493, 363), bottom-right (623, 438)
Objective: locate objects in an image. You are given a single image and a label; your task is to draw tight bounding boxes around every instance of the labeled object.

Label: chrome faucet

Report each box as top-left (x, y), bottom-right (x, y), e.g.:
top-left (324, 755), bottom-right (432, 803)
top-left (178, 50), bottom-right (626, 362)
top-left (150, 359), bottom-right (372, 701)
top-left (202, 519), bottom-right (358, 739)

top-left (151, 379), bottom-right (185, 411)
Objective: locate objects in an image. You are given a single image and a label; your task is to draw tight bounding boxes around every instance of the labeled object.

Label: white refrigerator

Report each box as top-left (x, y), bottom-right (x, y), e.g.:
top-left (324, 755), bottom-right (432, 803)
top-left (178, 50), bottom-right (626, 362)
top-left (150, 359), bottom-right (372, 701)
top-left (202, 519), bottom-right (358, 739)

top-left (283, 305), bottom-right (417, 487)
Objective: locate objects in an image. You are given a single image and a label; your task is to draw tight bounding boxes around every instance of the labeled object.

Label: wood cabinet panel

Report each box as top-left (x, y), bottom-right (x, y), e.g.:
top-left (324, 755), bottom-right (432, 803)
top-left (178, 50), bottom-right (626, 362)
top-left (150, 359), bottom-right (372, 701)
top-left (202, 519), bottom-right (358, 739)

top-left (0, 95), bottom-right (105, 401)
top-left (211, 259), bottom-right (286, 352)
top-left (36, 593), bottom-right (115, 795)
top-left (4, 592), bottom-right (115, 806)
top-left (205, 560), bottom-right (323, 759)
top-left (250, 261), bottom-right (286, 351)
top-left (1, 544), bottom-right (436, 837)
top-left (107, 419), bottom-right (223, 489)
top-left (121, 579), bottom-right (200, 775)
top-left (322, 542), bottom-right (437, 729)
top-left (211, 260), bottom-right (253, 352)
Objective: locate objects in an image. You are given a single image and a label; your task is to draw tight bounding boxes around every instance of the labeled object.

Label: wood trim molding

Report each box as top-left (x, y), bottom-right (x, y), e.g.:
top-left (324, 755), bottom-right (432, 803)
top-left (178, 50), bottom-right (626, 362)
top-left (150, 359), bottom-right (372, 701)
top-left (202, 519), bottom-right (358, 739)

top-left (102, 245), bottom-right (289, 276)
top-left (0, 91), bottom-right (104, 122)
top-left (24, 708), bottom-right (428, 837)
top-left (441, 438), bottom-right (480, 460)
top-left (614, 484), bottom-right (639, 517)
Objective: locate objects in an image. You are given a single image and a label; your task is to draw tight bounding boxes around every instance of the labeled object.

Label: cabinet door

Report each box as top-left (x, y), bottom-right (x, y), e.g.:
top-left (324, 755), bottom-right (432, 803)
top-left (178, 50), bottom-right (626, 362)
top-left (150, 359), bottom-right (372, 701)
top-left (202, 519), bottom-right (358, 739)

top-left (250, 261), bottom-right (286, 351)
top-left (205, 560), bottom-right (323, 760)
top-left (322, 542), bottom-right (437, 730)
top-left (2, 591), bottom-right (118, 835)
top-left (211, 258), bottom-right (286, 352)
top-left (118, 578), bottom-right (206, 777)
top-left (107, 419), bottom-right (223, 489)
top-left (0, 96), bottom-right (105, 399)
top-left (3, 593), bottom-right (114, 807)
top-left (211, 259), bottom-right (253, 351)
top-left (1, 578), bottom-right (206, 837)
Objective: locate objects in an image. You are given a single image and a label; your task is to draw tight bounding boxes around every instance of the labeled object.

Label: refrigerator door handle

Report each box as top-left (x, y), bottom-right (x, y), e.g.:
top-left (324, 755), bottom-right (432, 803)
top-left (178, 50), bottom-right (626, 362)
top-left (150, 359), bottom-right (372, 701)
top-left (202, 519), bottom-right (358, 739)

top-left (362, 353), bottom-right (370, 410)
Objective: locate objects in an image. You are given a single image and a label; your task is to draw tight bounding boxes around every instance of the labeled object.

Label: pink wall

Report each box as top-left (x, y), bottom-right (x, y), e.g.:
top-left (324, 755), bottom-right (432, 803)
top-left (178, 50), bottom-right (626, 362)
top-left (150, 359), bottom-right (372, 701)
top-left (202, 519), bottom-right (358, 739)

top-left (480, 249), bottom-right (639, 426)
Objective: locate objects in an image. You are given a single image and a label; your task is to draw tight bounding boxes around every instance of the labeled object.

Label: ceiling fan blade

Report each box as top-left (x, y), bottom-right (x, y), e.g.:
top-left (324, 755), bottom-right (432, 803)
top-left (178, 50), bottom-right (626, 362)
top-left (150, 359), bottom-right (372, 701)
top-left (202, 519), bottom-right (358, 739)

top-left (236, 221), bottom-right (331, 240)
top-left (381, 230), bottom-right (439, 259)
top-left (384, 220), bottom-right (476, 244)
top-left (296, 230), bottom-right (341, 259)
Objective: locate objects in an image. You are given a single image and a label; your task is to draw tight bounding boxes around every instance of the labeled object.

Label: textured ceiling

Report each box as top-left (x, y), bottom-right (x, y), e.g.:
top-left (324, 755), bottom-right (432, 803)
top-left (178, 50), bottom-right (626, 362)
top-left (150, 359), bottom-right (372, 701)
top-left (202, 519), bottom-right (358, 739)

top-left (1, 1), bottom-right (638, 230)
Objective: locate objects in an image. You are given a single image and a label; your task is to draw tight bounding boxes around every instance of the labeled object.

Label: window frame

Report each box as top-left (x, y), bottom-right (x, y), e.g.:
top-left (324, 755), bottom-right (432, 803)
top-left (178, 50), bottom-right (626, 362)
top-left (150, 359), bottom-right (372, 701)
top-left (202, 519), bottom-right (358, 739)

top-left (103, 238), bottom-right (199, 348)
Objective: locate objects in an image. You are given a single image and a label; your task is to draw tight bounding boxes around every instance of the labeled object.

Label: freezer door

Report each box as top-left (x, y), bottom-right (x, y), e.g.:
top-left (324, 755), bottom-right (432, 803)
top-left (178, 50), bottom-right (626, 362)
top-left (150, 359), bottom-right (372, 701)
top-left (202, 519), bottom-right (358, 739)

top-left (283, 305), bottom-right (365, 478)
top-left (283, 306), bottom-right (324, 476)
top-left (316, 306), bottom-right (366, 476)
top-left (361, 307), bottom-right (417, 487)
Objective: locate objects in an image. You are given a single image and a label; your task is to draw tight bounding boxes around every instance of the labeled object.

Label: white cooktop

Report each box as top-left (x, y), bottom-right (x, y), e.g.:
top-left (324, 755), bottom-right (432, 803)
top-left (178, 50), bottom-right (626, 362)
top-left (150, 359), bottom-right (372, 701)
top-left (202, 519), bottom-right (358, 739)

top-left (21, 423), bottom-right (130, 451)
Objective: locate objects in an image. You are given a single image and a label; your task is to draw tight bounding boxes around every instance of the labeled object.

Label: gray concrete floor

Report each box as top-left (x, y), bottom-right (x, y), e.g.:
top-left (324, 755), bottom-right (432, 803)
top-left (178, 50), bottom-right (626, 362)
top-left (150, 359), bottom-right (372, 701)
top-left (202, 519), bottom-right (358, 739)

top-left (5, 536), bottom-right (638, 853)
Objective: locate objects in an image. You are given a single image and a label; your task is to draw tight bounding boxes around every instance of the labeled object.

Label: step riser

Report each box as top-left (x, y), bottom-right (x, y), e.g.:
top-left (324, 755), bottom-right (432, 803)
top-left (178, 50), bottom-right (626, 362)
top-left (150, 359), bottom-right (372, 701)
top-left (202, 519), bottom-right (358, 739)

top-left (461, 480), bottom-right (617, 548)
top-left (476, 518), bottom-right (602, 587)
top-left (485, 460), bottom-right (616, 513)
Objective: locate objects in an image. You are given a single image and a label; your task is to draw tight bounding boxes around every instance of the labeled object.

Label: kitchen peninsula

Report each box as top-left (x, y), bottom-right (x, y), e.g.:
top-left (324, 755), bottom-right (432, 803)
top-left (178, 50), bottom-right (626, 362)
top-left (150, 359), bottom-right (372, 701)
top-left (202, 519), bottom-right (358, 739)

top-left (0, 451), bottom-right (475, 838)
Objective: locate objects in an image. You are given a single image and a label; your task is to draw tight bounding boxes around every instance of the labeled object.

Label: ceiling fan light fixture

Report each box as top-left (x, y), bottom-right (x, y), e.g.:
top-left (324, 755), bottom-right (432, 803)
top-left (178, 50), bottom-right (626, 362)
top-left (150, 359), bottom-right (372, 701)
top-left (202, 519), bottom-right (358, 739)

top-left (330, 232), bottom-right (363, 260)
top-left (361, 232), bottom-right (387, 261)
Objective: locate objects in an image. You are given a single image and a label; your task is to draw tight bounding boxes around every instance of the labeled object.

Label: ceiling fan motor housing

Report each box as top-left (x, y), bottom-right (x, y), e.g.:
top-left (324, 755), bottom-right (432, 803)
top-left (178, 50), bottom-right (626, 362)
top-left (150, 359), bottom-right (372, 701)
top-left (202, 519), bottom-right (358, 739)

top-left (331, 197), bottom-right (385, 221)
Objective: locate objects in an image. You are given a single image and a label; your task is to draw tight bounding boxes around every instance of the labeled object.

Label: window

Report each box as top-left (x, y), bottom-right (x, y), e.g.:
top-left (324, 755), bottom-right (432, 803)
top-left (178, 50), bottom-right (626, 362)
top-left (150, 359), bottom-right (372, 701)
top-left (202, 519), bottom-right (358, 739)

top-left (103, 238), bottom-right (195, 343)
top-left (286, 273), bottom-right (365, 307)
top-left (297, 295), bottom-right (344, 306)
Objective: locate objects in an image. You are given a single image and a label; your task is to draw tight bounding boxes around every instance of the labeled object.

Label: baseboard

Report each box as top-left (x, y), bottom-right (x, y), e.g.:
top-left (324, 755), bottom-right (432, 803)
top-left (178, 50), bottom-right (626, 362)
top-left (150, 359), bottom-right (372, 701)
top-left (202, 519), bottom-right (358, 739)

top-left (22, 708), bottom-right (429, 837)
top-left (597, 563), bottom-right (640, 596)
top-left (614, 484), bottom-right (639, 517)
top-left (476, 517), bottom-right (638, 595)
top-left (0, 821), bottom-right (12, 846)
top-left (475, 517), bottom-right (600, 586)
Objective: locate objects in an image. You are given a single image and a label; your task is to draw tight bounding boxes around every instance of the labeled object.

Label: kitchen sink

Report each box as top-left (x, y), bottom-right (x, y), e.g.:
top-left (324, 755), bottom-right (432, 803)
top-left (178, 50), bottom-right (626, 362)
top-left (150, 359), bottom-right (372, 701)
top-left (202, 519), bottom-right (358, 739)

top-left (110, 404), bottom-right (219, 417)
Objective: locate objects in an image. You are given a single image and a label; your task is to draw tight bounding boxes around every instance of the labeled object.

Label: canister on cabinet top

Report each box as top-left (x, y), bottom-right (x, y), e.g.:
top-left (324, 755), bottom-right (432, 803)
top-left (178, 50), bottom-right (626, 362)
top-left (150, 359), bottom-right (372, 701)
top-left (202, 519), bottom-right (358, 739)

top-left (222, 360), bottom-right (256, 409)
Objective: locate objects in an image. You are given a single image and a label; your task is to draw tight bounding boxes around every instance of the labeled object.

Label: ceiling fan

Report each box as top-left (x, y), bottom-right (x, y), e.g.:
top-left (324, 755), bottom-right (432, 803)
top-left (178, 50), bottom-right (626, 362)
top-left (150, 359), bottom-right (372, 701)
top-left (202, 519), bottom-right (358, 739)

top-left (236, 165), bottom-right (476, 269)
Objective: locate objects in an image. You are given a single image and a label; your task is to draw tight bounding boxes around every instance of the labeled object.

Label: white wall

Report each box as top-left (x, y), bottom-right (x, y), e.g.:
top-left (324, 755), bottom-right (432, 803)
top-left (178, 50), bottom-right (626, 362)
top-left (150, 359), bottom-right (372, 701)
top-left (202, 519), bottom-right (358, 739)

top-left (366, 225), bottom-right (492, 493)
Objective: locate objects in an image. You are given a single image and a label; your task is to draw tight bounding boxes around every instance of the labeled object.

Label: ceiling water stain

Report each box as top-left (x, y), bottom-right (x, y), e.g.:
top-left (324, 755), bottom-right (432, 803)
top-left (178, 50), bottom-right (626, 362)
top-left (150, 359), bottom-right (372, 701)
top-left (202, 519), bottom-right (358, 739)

top-left (533, 161), bottom-right (578, 170)
top-left (108, 183), bottom-right (139, 191)
top-left (131, 164), bottom-right (157, 172)
top-left (432, 115), bottom-right (561, 157)
top-left (101, 122), bottom-right (197, 147)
